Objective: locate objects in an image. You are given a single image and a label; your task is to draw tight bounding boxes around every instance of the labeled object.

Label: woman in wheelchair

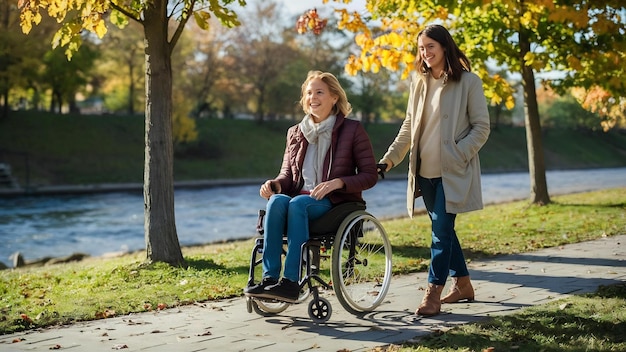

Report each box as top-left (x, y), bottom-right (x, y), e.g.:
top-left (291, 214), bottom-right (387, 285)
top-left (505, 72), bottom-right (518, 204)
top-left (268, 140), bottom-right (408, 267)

top-left (243, 71), bottom-right (378, 303)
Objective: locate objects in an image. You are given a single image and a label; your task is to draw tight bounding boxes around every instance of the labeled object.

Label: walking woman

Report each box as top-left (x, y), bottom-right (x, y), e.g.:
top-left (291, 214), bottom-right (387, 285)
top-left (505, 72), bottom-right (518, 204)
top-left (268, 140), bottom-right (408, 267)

top-left (244, 70), bottom-right (378, 303)
top-left (378, 24), bottom-right (490, 316)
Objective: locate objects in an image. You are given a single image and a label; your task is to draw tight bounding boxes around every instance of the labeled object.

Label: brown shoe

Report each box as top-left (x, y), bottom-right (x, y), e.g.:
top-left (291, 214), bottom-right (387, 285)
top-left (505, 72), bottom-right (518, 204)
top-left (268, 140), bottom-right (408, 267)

top-left (441, 276), bottom-right (475, 303)
top-left (415, 283), bottom-right (444, 316)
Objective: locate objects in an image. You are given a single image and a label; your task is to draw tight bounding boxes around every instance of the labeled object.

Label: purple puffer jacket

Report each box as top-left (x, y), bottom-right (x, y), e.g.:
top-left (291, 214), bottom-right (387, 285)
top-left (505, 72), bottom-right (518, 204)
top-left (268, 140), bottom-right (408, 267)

top-left (273, 114), bottom-right (378, 205)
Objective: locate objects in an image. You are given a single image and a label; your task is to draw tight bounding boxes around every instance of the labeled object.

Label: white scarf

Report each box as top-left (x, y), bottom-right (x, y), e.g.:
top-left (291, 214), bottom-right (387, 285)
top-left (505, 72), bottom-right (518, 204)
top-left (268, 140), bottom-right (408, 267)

top-left (300, 114), bottom-right (336, 191)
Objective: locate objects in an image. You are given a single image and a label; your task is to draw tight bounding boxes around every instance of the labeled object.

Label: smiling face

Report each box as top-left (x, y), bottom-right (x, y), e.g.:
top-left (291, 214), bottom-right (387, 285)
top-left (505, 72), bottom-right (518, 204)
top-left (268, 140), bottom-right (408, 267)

top-left (418, 34), bottom-right (446, 77)
top-left (304, 77), bottom-right (338, 122)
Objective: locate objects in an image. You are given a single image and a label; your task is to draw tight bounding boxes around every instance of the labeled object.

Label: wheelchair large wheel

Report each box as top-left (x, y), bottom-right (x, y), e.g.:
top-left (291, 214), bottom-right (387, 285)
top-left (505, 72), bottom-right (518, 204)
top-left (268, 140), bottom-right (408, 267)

top-left (331, 211), bottom-right (392, 314)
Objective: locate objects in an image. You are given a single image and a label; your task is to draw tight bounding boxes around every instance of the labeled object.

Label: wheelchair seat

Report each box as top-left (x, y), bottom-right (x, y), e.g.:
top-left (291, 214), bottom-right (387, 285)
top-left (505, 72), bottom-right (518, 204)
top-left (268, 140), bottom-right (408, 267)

top-left (309, 202), bottom-right (366, 238)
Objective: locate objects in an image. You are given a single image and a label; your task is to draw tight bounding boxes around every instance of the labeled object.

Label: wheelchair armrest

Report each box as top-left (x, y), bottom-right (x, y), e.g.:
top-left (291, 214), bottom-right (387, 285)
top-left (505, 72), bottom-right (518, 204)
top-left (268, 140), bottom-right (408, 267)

top-left (256, 209), bottom-right (266, 235)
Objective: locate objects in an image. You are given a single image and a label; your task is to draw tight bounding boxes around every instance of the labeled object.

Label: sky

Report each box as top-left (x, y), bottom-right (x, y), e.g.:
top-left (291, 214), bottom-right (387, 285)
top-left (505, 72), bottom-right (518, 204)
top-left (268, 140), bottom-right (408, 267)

top-left (276, 0), bottom-right (367, 17)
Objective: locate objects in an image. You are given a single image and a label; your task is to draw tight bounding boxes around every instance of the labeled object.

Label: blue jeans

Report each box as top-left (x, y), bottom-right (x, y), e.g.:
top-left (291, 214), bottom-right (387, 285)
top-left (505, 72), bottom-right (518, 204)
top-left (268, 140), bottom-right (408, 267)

top-left (262, 194), bottom-right (332, 282)
top-left (417, 176), bottom-right (469, 285)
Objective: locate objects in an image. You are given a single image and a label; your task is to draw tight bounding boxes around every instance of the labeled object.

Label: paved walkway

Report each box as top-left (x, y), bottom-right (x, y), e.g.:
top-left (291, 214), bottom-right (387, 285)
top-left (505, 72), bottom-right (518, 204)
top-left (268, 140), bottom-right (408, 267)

top-left (2, 235), bottom-right (625, 352)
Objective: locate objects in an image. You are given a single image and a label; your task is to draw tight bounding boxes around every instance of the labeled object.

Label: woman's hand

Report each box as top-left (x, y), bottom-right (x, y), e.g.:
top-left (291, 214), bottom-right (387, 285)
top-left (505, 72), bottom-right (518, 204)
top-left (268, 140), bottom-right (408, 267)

top-left (310, 178), bottom-right (344, 200)
top-left (260, 180), bottom-right (280, 200)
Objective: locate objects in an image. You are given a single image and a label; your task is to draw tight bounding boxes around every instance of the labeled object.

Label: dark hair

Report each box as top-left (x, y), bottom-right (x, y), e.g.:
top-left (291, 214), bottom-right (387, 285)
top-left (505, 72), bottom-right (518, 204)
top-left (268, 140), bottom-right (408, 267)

top-left (416, 24), bottom-right (471, 82)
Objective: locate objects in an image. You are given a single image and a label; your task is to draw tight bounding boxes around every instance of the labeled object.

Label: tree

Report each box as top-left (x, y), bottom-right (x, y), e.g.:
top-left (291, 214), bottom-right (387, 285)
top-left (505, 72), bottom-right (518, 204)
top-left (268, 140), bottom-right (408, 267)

top-left (97, 20), bottom-right (145, 115)
top-left (321, 0), bottom-right (626, 205)
top-left (19, 0), bottom-right (246, 266)
top-left (226, 0), bottom-right (298, 121)
top-left (42, 43), bottom-right (98, 113)
top-left (0, 0), bottom-right (52, 117)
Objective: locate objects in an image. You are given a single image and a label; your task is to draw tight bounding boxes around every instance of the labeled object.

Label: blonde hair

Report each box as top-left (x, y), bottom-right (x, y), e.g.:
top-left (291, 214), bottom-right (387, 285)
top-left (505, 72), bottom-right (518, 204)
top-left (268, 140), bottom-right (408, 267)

top-left (299, 71), bottom-right (352, 117)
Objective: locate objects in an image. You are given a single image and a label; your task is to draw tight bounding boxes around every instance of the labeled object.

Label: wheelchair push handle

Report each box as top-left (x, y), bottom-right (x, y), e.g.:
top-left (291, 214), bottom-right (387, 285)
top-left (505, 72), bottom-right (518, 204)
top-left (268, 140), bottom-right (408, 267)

top-left (376, 163), bottom-right (387, 179)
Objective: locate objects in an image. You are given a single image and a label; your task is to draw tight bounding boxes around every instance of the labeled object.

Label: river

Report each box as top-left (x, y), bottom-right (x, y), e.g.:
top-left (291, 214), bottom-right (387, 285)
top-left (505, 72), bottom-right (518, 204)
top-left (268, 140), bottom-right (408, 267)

top-left (1, 167), bottom-right (625, 264)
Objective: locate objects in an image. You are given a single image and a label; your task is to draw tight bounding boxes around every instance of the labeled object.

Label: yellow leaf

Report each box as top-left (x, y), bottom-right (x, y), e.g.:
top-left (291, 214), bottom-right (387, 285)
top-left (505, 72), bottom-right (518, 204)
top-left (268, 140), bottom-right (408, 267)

top-left (523, 51), bottom-right (535, 66)
top-left (194, 11), bottom-right (211, 30)
top-left (505, 96), bottom-right (515, 110)
top-left (520, 12), bottom-right (534, 27)
top-left (362, 55), bottom-right (371, 72)
top-left (94, 19), bottom-right (107, 38)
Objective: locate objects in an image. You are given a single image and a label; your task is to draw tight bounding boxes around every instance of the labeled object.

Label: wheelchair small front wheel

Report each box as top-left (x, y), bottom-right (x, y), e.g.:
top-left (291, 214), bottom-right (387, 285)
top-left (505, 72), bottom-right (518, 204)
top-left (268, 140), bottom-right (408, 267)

top-left (308, 297), bottom-right (332, 323)
top-left (331, 211), bottom-right (392, 314)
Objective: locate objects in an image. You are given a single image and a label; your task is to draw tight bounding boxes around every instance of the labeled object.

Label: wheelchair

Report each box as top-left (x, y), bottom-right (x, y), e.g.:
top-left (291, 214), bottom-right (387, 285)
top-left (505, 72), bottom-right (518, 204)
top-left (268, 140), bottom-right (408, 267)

top-left (245, 201), bottom-right (392, 323)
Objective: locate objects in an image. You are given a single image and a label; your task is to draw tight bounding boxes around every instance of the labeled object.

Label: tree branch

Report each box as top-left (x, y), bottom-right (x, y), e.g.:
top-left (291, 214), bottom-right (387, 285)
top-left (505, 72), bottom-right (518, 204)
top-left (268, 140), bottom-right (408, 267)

top-left (169, 0), bottom-right (196, 53)
top-left (110, 1), bottom-right (142, 24)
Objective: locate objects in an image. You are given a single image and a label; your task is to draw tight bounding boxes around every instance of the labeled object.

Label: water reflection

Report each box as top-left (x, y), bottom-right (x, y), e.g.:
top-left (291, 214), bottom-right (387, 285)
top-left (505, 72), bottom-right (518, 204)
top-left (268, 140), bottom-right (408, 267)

top-left (1, 168), bottom-right (624, 263)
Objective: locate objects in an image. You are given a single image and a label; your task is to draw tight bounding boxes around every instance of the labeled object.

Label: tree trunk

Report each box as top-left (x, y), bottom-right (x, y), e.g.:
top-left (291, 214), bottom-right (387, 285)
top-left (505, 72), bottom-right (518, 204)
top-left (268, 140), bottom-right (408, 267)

top-left (519, 32), bottom-right (550, 205)
top-left (128, 57), bottom-right (135, 115)
top-left (142, 1), bottom-right (185, 266)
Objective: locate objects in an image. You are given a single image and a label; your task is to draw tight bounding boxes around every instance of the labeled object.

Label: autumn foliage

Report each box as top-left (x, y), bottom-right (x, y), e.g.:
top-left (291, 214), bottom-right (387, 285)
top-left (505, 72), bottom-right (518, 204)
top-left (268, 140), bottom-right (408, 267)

top-left (296, 9), bottom-right (328, 35)
top-left (312, 0), bottom-right (625, 128)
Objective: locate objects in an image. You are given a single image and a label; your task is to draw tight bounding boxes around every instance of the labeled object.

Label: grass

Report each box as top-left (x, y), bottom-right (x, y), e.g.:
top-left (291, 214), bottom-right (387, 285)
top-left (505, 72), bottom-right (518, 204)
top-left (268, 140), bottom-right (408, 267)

top-left (1, 187), bottom-right (625, 339)
top-left (382, 283), bottom-right (626, 352)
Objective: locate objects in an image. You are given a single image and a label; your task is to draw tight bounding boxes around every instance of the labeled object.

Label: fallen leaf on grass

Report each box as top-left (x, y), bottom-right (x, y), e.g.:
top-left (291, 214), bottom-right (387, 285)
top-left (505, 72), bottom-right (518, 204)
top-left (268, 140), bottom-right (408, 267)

top-left (95, 309), bottom-right (116, 319)
top-left (20, 314), bottom-right (33, 324)
top-left (559, 302), bottom-right (572, 310)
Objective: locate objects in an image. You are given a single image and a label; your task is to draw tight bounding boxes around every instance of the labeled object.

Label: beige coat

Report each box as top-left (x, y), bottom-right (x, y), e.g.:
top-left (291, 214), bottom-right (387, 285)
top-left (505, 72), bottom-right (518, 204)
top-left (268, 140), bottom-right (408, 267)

top-left (381, 71), bottom-right (490, 216)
